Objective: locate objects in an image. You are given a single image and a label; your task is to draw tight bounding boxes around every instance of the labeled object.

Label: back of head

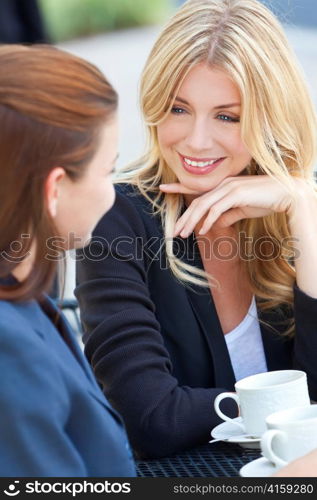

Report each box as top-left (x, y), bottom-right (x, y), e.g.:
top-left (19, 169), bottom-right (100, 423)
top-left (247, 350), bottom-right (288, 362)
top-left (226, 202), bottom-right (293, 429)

top-left (141, 0), bottom-right (316, 182)
top-left (0, 44), bottom-right (117, 301)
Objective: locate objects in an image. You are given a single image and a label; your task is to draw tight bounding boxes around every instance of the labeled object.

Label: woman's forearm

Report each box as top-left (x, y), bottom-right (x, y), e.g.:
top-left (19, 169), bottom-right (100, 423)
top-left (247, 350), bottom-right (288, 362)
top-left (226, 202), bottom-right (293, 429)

top-left (273, 448), bottom-right (317, 477)
top-left (288, 183), bottom-right (317, 298)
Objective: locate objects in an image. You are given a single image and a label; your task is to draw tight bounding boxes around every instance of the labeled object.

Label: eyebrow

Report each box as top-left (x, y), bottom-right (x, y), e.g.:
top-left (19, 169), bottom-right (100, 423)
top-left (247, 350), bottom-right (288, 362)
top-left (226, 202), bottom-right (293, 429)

top-left (174, 96), bottom-right (240, 109)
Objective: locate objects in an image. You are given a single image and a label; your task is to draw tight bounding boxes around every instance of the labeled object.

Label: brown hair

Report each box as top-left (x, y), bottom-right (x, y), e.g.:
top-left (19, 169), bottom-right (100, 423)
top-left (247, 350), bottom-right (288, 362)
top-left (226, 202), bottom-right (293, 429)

top-left (0, 44), bottom-right (118, 301)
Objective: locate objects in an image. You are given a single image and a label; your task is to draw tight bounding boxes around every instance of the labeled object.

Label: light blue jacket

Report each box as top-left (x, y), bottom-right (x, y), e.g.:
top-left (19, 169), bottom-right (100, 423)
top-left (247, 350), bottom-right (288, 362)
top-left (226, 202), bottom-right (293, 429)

top-left (0, 294), bottom-right (136, 477)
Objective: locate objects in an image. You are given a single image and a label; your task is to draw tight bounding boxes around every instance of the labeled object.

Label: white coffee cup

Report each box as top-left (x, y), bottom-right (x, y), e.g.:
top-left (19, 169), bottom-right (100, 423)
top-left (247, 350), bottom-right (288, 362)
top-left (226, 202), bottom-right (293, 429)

top-left (214, 370), bottom-right (310, 437)
top-left (261, 405), bottom-right (317, 468)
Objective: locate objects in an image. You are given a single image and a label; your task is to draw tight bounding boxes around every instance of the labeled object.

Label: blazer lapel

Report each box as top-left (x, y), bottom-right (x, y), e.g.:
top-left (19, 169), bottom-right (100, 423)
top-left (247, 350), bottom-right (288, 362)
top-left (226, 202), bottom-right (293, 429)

top-left (175, 232), bottom-right (293, 387)
top-left (257, 305), bottom-right (294, 371)
top-left (40, 295), bottom-right (99, 386)
top-left (179, 233), bottom-right (236, 390)
top-left (37, 296), bottom-right (122, 418)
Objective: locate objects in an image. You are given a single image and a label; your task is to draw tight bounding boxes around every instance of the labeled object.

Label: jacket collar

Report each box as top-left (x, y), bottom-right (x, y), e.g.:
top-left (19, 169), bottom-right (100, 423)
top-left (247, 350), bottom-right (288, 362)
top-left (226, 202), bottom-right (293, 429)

top-left (178, 233), bottom-right (236, 390)
top-left (177, 233), bottom-right (293, 389)
top-left (39, 294), bottom-right (100, 386)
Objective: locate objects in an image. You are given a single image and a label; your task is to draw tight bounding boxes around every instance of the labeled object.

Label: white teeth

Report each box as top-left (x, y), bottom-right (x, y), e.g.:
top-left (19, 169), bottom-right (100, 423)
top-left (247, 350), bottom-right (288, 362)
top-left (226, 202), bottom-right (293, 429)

top-left (184, 157), bottom-right (218, 167)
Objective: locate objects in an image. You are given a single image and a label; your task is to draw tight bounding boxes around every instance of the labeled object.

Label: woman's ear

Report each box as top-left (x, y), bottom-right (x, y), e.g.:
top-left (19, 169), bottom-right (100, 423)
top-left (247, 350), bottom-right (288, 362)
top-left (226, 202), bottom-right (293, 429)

top-left (45, 167), bottom-right (66, 218)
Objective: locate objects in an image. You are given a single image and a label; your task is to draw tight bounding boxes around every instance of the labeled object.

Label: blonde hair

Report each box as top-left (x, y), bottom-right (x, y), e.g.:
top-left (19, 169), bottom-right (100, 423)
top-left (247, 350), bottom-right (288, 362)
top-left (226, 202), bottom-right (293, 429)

top-left (116, 0), bottom-right (317, 334)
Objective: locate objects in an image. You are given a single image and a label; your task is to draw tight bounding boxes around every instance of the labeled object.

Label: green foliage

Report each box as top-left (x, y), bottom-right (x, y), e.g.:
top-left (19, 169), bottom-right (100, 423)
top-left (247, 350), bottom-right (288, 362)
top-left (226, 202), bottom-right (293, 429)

top-left (39, 0), bottom-right (170, 42)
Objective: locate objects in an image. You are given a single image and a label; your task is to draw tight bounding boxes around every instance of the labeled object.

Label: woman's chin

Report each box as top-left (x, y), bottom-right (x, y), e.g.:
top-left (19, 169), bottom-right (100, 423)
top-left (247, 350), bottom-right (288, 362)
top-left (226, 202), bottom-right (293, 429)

top-left (182, 177), bottom-right (218, 193)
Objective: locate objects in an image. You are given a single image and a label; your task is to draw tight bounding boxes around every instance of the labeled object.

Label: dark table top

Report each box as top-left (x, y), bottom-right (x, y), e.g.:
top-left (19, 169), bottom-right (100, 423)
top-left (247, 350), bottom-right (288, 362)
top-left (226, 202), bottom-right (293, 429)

top-left (136, 442), bottom-right (262, 477)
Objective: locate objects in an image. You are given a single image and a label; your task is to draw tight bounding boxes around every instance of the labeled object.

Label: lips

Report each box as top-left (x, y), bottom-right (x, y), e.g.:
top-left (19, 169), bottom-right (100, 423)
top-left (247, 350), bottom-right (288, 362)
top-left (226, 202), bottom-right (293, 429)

top-left (178, 153), bottom-right (225, 175)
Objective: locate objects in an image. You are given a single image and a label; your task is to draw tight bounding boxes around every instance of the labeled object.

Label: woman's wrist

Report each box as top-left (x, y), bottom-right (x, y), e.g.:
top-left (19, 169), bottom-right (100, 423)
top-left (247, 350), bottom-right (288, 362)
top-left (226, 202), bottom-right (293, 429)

top-left (287, 179), bottom-right (316, 223)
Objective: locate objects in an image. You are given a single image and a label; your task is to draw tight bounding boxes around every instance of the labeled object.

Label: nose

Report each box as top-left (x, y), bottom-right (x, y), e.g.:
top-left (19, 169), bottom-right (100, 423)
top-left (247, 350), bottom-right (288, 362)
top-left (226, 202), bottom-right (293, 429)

top-left (185, 116), bottom-right (215, 153)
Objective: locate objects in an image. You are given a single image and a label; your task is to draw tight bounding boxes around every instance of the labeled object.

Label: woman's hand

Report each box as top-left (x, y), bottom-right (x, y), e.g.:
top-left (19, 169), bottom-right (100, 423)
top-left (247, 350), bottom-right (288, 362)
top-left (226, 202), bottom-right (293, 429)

top-left (160, 175), bottom-right (296, 237)
top-left (272, 448), bottom-right (317, 477)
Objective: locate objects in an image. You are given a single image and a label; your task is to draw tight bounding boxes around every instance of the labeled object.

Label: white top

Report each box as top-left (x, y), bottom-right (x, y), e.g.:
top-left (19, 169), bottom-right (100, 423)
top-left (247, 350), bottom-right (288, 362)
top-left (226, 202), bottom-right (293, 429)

top-left (224, 296), bottom-right (268, 381)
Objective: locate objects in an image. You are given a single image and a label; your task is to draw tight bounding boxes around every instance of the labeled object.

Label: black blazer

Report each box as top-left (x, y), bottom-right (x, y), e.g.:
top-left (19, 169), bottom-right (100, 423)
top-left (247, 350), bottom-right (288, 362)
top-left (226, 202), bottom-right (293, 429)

top-left (76, 183), bottom-right (317, 458)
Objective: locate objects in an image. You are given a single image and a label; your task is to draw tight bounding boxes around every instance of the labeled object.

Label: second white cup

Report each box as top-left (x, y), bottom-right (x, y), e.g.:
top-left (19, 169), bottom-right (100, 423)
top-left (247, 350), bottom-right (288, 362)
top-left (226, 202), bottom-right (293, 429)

top-left (214, 370), bottom-right (310, 437)
top-left (261, 405), bottom-right (317, 468)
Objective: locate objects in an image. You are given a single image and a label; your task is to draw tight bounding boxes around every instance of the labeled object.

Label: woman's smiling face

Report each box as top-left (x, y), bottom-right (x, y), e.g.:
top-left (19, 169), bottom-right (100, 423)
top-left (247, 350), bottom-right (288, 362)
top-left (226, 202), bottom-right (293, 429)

top-left (157, 63), bottom-right (252, 193)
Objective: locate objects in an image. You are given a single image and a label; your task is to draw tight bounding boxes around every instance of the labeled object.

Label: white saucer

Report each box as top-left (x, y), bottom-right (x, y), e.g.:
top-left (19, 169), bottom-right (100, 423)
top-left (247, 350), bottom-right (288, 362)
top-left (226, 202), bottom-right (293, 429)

top-left (210, 417), bottom-right (261, 449)
top-left (240, 457), bottom-right (278, 477)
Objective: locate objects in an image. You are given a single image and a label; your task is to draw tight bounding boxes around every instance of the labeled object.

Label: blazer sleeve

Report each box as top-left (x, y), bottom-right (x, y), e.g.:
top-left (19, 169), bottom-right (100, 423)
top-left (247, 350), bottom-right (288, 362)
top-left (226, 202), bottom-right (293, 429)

top-left (75, 188), bottom-right (237, 458)
top-left (293, 284), bottom-right (317, 400)
top-left (0, 315), bottom-right (87, 477)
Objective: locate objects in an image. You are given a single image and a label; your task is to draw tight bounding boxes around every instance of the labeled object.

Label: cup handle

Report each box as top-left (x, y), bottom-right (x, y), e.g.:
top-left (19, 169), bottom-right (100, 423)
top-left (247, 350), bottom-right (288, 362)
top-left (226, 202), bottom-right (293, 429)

top-left (214, 392), bottom-right (245, 431)
top-left (261, 429), bottom-right (288, 468)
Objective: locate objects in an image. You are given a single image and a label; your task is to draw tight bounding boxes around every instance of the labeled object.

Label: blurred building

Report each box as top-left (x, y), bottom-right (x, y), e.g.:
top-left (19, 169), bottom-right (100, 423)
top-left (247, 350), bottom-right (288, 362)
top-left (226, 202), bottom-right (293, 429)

top-left (261, 0), bottom-right (317, 28)
top-left (0, 0), bottom-right (48, 44)
top-left (173, 0), bottom-right (317, 28)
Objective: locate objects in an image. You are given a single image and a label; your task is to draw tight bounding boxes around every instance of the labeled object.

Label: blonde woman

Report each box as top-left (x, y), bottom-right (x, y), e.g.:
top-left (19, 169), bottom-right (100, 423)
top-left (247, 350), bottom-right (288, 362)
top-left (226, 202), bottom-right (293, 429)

top-left (76, 0), bottom-right (317, 458)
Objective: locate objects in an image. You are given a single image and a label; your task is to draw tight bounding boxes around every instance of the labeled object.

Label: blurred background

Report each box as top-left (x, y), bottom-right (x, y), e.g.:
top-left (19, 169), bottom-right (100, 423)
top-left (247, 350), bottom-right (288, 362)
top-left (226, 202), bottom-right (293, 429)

top-left (1, 0), bottom-right (316, 314)
top-left (39, 0), bottom-right (317, 42)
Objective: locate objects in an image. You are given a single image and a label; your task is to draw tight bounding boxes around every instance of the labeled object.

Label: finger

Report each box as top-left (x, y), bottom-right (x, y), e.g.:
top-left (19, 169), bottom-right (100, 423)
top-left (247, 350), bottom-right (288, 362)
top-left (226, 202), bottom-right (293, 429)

top-left (178, 185), bottom-right (232, 237)
top-left (217, 206), bottom-right (272, 228)
top-left (159, 183), bottom-right (200, 195)
top-left (179, 196), bottom-right (225, 237)
top-left (199, 205), bottom-right (272, 233)
top-left (198, 197), bottom-right (238, 234)
top-left (216, 208), bottom-right (246, 228)
top-left (174, 193), bottom-right (214, 236)
top-left (174, 205), bottom-right (197, 236)
top-left (173, 178), bottom-right (252, 237)
top-left (172, 180), bottom-right (237, 236)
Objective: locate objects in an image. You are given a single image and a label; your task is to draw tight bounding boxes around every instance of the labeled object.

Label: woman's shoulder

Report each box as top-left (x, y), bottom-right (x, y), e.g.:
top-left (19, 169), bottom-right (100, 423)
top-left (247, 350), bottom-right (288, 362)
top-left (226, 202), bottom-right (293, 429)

top-left (93, 182), bottom-right (162, 239)
top-left (0, 299), bottom-right (49, 346)
top-left (0, 299), bottom-right (32, 330)
top-left (0, 299), bottom-right (58, 375)
top-left (114, 182), bottom-right (156, 214)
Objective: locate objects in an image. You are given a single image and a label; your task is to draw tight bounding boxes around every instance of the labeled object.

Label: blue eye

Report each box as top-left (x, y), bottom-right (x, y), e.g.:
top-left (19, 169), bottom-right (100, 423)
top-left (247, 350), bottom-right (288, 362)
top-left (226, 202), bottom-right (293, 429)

top-left (171, 106), bottom-right (186, 114)
top-left (217, 114), bottom-right (240, 123)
